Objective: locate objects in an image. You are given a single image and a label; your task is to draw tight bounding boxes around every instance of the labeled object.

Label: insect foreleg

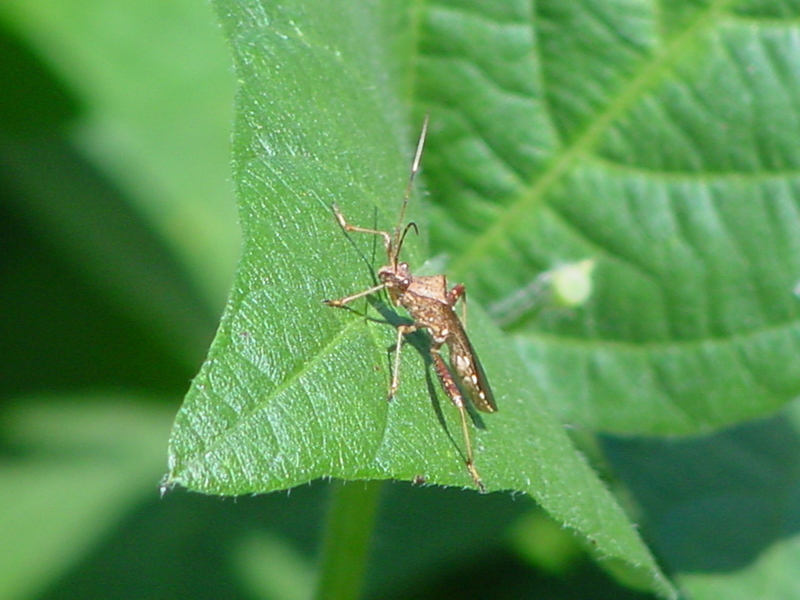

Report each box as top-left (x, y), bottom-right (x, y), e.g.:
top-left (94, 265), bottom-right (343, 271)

top-left (331, 204), bottom-right (392, 255)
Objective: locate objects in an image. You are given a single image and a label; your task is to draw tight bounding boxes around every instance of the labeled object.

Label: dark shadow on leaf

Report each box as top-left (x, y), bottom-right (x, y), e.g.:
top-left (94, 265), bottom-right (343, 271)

top-left (366, 295), bottom-right (488, 468)
top-left (604, 409), bottom-right (800, 574)
top-left (367, 296), bottom-right (486, 419)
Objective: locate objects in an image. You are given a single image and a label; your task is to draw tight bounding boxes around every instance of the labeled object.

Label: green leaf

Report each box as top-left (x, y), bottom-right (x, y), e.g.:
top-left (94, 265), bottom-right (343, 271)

top-left (418, 0), bottom-right (800, 435)
top-left (167, 0), bottom-right (674, 596)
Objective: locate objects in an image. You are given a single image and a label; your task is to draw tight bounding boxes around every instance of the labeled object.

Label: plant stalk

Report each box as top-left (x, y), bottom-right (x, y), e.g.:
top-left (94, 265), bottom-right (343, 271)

top-left (313, 479), bottom-right (383, 600)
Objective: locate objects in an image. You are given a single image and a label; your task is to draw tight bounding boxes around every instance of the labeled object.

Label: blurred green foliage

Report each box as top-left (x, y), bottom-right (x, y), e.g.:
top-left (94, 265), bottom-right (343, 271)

top-left (2, 0), bottom-right (800, 599)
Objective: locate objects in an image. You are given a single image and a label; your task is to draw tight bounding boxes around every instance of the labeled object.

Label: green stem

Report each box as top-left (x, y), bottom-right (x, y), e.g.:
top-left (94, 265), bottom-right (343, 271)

top-left (313, 479), bottom-right (384, 600)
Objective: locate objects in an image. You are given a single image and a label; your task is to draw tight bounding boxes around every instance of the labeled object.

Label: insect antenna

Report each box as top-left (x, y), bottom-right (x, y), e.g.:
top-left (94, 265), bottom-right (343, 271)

top-left (390, 114), bottom-right (429, 266)
top-left (394, 221), bottom-right (419, 260)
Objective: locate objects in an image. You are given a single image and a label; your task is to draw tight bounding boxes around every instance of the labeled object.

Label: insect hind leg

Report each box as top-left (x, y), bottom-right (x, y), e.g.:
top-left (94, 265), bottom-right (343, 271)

top-left (448, 283), bottom-right (467, 327)
top-left (430, 346), bottom-right (485, 492)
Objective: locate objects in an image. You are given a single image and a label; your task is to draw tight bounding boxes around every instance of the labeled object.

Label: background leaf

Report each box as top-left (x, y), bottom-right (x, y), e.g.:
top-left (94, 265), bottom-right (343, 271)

top-left (418, 0), bottom-right (800, 435)
top-left (605, 396), bottom-right (800, 599)
top-left (0, 0), bottom-right (238, 313)
top-left (0, 398), bottom-right (172, 600)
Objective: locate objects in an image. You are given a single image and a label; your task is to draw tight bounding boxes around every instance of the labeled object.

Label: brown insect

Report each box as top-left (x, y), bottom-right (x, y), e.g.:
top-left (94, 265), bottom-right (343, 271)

top-left (323, 116), bottom-right (497, 492)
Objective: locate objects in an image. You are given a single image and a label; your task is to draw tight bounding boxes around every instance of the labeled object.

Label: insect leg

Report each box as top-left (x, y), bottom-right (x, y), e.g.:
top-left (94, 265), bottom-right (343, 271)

top-left (448, 283), bottom-right (467, 327)
top-left (323, 282), bottom-right (386, 307)
top-left (430, 346), bottom-right (485, 492)
top-left (388, 324), bottom-right (417, 399)
top-left (331, 204), bottom-right (392, 254)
